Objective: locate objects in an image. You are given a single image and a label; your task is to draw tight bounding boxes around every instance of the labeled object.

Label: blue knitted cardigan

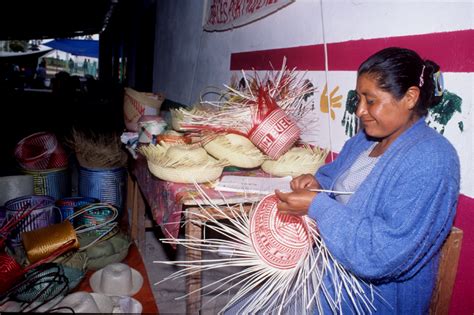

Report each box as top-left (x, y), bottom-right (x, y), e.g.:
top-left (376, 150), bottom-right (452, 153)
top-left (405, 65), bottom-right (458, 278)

top-left (310, 117), bottom-right (460, 314)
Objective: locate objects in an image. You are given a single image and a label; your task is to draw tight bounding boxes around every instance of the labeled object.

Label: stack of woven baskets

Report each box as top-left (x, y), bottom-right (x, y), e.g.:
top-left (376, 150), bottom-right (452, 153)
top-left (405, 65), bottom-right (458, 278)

top-left (14, 132), bottom-right (70, 200)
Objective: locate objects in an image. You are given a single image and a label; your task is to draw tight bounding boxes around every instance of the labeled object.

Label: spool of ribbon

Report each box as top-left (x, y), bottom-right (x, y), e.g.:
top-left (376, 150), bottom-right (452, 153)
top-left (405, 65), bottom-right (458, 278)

top-left (21, 221), bottom-right (80, 264)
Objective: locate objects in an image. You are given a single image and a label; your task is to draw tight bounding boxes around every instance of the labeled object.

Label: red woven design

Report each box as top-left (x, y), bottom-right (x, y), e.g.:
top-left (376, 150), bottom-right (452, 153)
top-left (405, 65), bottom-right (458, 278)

top-left (249, 194), bottom-right (311, 270)
top-left (123, 88), bottom-right (164, 132)
top-left (14, 132), bottom-right (68, 170)
top-left (0, 252), bottom-right (23, 294)
top-left (248, 108), bottom-right (300, 159)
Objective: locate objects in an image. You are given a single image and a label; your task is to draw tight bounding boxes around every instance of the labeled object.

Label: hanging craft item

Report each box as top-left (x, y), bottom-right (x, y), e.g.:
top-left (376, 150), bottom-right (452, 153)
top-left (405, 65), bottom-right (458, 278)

top-left (170, 58), bottom-right (314, 159)
top-left (203, 133), bottom-right (266, 169)
top-left (261, 145), bottom-right (328, 177)
top-left (155, 185), bottom-right (377, 314)
top-left (139, 143), bottom-right (228, 183)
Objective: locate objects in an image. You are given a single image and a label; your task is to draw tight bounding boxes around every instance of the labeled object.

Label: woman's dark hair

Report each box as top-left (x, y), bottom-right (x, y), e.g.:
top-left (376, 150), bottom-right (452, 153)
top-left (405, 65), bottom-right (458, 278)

top-left (358, 47), bottom-right (442, 116)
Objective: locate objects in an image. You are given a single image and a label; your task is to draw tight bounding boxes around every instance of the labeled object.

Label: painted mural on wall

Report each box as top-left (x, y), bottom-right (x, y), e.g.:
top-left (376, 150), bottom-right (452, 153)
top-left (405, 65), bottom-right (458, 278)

top-left (426, 90), bottom-right (463, 134)
top-left (341, 89), bottom-right (464, 137)
top-left (319, 84), bottom-right (342, 121)
top-left (204, 0), bottom-right (294, 31)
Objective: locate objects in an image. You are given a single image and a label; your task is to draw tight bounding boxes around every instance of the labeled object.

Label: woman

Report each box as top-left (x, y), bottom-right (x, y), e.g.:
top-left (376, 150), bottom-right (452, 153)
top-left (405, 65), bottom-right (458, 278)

top-left (275, 47), bottom-right (460, 313)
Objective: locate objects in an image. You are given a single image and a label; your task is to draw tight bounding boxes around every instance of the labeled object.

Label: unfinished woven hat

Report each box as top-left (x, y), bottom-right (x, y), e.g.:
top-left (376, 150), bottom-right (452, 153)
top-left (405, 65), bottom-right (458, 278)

top-left (139, 142), bottom-right (227, 183)
top-left (154, 185), bottom-right (377, 314)
top-left (261, 145), bottom-right (328, 177)
top-left (90, 262), bottom-right (143, 296)
top-left (53, 291), bottom-right (113, 313)
top-left (203, 133), bottom-right (266, 169)
top-left (250, 194), bottom-right (312, 269)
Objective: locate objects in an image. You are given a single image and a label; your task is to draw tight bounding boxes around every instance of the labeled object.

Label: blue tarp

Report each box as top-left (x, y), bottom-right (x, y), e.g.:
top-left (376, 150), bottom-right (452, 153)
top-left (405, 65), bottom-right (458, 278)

top-left (44, 39), bottom-right (99, 58)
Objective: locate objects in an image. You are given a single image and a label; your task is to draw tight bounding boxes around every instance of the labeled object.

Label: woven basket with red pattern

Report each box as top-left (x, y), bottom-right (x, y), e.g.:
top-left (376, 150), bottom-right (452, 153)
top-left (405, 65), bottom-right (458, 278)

top-left (14, 132), bottom-right (68, 170)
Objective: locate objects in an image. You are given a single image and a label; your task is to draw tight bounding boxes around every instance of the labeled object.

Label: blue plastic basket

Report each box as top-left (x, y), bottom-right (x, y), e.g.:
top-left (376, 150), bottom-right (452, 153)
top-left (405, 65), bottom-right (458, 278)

top-left (22, 168), bottom-right (71, 201)
top-left (55, 196), bottom-right (100, 223)
top-left (4, 195), bottom-right (60, 247)
top-left (78, 166), bottom-right (126, 211)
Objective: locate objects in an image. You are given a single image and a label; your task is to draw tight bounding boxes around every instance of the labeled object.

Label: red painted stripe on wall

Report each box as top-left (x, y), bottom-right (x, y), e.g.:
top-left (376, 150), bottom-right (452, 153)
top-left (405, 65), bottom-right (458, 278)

top-left (451, 194), bottom-right (474, 314)
top-left (230, 29), bottom-right (474, 72)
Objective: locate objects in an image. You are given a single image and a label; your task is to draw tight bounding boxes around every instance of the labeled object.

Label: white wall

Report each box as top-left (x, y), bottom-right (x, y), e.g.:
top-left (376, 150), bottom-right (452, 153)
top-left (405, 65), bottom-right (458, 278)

top-left (152, 0), bottom-right (473, 197)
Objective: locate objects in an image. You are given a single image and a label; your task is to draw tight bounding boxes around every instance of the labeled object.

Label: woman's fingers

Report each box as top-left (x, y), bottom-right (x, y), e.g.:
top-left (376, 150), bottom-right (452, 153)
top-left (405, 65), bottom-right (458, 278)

top-left (274, 189), bottom-right (317, 216)
top-left (290, 174), bottom-right (318, 190)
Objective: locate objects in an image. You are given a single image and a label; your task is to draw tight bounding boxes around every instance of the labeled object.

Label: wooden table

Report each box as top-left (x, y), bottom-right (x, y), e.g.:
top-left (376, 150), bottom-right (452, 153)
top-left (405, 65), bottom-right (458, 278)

top-left (128, 157), bottom-right (266, 314)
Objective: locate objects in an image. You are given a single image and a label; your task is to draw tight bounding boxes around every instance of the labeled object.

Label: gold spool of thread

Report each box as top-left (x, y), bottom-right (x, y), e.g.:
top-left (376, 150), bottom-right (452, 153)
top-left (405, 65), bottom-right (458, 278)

top-left (21, 221), bottom-right (80, 264)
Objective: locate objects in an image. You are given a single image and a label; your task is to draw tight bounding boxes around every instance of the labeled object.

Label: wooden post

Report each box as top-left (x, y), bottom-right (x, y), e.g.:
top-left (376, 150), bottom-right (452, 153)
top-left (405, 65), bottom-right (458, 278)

top-left (185, 207), bottom-right (203, 314)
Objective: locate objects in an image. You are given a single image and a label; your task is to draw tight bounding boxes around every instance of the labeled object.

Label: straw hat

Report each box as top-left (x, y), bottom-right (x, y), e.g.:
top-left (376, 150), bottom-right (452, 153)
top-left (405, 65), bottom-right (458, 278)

top-left (90, 263), bottom-right (144, 296)
top-left (203, 133), bottom-right (266, 169)
top-left (249, 194), bottom-right (312, 270)
top-left (53, 291), bottom-right (113, 313)
top-left (139, 143), bottom-right (227, 183)
top-left (261, 145), bottom-right (328, 177)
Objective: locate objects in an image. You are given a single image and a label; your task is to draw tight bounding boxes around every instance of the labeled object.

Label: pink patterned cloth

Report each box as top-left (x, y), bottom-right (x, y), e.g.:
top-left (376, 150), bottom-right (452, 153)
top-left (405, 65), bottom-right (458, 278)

top-left (131, 156), bottom-right (269, 242)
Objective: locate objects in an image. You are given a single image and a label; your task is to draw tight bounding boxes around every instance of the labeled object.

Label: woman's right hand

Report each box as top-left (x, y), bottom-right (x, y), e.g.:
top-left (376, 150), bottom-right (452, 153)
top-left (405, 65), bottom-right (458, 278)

top-left (290, 174), bottom-right (320, 190)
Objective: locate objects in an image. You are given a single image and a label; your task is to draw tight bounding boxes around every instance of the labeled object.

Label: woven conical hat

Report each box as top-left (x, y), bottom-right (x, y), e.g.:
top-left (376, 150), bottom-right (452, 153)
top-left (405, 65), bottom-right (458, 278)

top-left (261, 146), bottom-right (328, 177)
top-left (139, 143), bottom-right (227, 183)
top-left (203, 133), bottom-right (266, 169)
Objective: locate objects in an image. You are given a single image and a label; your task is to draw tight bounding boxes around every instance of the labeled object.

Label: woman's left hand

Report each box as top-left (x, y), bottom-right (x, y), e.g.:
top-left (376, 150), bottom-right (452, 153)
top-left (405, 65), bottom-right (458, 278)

top-left (274, 189), bottom-right (317, 216)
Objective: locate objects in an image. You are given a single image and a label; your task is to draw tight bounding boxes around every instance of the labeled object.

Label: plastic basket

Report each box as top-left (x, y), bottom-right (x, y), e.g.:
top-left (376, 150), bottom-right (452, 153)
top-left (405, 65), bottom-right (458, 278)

top-left (4, 195), bottom-right (60, 247)
top-left (123, 87), bottom-right (164, 132)
top-left (14, 132), bottom-right (68, 170)
top-left (55, 196), bottom-right (99, 222)
top-left (78, 166), bottom-right (126, 211)
top-left (72, 203), bottom-right (118, 237)
top-left (22, 168), bottom-right (71, 200)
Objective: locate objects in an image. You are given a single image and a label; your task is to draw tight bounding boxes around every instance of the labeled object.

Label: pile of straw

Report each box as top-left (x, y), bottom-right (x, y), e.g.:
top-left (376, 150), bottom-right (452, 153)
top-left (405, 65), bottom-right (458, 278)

top-left (67, 129), bottom-right (127, 169)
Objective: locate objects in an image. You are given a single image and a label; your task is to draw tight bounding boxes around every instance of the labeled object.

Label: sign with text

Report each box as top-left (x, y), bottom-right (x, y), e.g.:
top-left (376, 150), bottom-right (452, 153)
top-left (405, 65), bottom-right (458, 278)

top-left (203, 0), bottom-right (294, 31)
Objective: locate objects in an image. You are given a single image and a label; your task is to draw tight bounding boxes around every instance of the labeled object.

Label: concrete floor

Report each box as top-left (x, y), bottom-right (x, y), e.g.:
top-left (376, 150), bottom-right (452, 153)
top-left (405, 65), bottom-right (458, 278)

top-left (141, 229), bottom-right (240, 314)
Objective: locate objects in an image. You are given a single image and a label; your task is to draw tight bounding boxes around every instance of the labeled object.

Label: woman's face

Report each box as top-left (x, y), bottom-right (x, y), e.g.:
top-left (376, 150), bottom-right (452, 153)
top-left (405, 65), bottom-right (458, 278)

top-left (355, 73), bottom-right (417, 142)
